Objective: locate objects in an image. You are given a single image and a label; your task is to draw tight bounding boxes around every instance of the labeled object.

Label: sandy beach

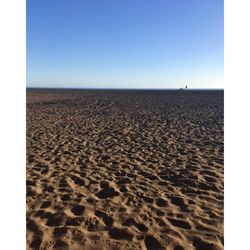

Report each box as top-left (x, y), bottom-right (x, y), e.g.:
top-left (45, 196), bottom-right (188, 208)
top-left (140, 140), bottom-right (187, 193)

top-left (26, 89), bottom-right (224, 250)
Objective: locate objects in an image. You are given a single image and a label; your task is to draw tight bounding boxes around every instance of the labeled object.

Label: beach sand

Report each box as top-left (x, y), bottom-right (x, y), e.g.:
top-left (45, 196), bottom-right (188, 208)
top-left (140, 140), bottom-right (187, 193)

top-left (26, 89), bottom-right (224, 250)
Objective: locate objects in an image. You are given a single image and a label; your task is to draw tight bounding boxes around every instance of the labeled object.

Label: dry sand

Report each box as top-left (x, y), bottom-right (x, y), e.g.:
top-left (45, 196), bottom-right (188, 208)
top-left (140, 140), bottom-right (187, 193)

top-left (26, 89), bottom-right (224, 250)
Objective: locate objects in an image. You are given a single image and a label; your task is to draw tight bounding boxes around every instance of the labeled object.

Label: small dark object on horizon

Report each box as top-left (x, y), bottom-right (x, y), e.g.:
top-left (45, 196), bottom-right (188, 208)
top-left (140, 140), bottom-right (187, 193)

top-left (179, 85), bottom-right (187, 90)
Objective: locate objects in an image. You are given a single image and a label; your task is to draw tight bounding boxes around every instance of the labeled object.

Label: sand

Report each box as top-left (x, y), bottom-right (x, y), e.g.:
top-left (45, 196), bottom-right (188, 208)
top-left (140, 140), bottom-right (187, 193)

top-left (26, 89), bottom-right (224, 250)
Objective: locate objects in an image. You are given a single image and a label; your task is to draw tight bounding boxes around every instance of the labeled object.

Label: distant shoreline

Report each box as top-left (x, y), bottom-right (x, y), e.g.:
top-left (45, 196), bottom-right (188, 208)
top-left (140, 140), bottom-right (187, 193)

top-left (26, 87), bottom-right (224, 91)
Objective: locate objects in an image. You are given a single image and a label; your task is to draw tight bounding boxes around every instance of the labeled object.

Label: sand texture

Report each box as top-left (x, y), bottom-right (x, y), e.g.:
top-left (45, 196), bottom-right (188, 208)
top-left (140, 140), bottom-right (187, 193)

top-left (27, 89), bottom-right (224, 250)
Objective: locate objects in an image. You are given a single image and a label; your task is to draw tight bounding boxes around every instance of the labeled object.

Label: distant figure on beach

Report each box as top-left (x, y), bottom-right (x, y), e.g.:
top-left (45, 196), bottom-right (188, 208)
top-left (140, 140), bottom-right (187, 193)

top-left (179, 85), bottom-right (187, 91)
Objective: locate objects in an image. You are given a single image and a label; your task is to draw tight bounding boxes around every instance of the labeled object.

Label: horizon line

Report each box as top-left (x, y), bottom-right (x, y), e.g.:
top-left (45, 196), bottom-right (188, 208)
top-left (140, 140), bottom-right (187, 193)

top-left (26, 86), bottom-right (224, 90)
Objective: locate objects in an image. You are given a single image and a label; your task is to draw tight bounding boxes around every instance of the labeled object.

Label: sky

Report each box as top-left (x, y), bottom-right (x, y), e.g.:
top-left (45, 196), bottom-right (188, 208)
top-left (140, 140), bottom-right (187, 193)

top-left (27, 0), bottom-right (224, 89)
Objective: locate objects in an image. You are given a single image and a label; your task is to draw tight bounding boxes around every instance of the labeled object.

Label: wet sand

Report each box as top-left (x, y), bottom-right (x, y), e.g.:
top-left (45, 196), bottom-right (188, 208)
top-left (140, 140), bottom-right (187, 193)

top-left (26, 89), bottom-right (224, 250)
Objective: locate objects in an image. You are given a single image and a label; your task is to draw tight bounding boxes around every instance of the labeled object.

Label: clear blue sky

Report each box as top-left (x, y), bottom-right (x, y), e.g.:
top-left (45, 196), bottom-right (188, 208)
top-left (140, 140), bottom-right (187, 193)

top-left (27, 0), bottom-right (223, 89)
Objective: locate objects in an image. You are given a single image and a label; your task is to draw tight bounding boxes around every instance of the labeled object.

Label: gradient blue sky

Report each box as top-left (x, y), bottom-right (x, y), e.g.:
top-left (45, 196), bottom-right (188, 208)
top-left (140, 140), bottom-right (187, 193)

top-left (27, 0), bottom-right (223, 89)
